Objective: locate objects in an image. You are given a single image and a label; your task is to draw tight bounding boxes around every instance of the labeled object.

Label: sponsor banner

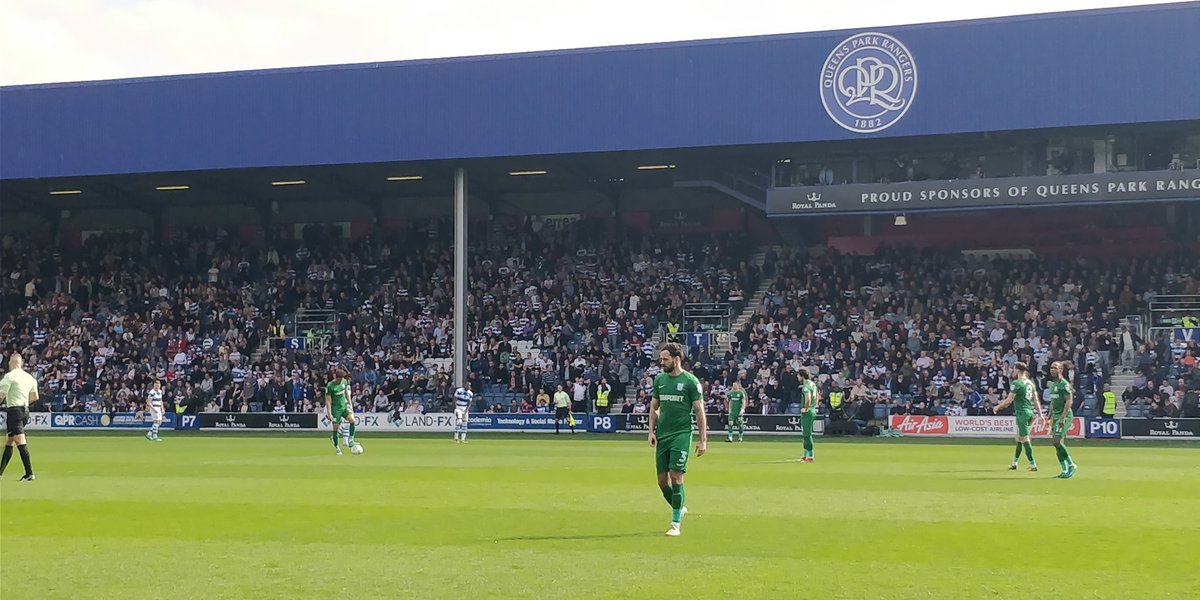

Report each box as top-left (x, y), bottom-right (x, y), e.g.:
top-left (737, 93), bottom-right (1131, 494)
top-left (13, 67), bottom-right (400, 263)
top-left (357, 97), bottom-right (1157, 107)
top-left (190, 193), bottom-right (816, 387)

top-left (618, 414), bottom-right (824, 435)
top-left (0, 411), bottom-right (53, 431)
top-left (767, 171), bottom-right (1200, 216)
top-left (50, 412), bottom-right (177, 429)
top-left (623, 413), bottom-right (651, 431)
top-left (1175, 328), bottom-right (1199, 343)
top-left (316, 412), bottom-right (456, 432)
top-left (175, 414), bottom-right (201, 431)
top-left (588, 414), bottom-right (617, 433)
top-left (531, 214), bottom-right (581, 231)
top-left (1119, 418), bottom-right (1200, 439)
top-left (888, 415), bottom-right (949, 436)
top-left (953, 416), bottom-right (1084, 439)
top-left (1086, 418), bottom-right (1122, 439)
top-left (198, 412), bottom-right (317, 430)
top-left (888, 415), bottom-right (1084, 438)
top-left (468, 413), bottom-right (590, 432)
top-left (753, 415), bottom-right (830, 434)
top-left (654, 208), bottom-right (713, 230)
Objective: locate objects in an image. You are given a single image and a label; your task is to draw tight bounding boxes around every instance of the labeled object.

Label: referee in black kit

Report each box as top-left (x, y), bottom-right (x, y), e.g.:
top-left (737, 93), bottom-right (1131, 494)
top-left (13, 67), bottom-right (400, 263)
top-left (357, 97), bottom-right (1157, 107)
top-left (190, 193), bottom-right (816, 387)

top-left (1, 352), bottom-right (39, 481)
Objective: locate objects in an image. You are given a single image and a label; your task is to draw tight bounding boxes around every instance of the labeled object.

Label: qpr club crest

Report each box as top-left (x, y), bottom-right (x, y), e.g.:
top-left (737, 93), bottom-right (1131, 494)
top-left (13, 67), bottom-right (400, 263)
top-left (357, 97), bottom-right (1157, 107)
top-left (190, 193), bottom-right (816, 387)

top-left (819, 32), bottom-right (917, 133)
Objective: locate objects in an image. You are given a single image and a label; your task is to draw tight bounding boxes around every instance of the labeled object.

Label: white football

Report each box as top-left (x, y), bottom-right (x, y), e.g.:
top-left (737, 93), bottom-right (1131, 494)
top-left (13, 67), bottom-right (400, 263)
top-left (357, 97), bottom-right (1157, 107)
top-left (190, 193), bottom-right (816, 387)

top-left (351, 443), bottom-right (364, 455)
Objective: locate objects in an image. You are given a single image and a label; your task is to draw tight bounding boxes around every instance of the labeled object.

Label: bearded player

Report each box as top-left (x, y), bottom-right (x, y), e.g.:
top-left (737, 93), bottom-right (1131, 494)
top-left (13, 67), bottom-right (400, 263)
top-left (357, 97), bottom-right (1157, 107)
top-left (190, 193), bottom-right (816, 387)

top-left (649, 343), bottom-right (707, 537)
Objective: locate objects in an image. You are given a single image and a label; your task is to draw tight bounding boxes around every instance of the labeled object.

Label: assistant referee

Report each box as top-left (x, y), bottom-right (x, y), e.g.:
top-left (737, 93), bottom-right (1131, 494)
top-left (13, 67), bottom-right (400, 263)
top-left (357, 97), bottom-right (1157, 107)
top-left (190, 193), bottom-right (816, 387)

top-left (0, 352), bottom-right (39, 481)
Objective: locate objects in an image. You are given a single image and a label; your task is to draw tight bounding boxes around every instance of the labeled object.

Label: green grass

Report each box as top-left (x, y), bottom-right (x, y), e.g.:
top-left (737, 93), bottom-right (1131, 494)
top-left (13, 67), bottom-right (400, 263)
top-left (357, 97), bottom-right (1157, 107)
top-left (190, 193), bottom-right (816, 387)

top-left (2, 433), bottom-right (1198, 600)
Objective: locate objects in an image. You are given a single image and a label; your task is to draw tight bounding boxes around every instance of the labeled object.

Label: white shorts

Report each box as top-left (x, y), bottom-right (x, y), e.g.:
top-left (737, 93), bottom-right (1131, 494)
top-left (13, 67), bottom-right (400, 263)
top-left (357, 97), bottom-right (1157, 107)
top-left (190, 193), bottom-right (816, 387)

top-left (149, 407), bottom-right (164, 421)
top-left (454, 408), bottom-right (468, 423)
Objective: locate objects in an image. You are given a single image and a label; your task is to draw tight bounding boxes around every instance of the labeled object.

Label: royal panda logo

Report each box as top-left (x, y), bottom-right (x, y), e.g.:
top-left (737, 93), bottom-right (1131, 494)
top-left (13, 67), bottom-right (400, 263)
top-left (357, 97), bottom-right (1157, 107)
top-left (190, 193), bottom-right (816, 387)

top-left (1149, 420), bottom-right (1196, 437)
top-left (218, 414), bottom-right (247, 428)
top-left (820, 32), bottom-right (918, 133)
top-left (268, 414), bottom-right (300, 428)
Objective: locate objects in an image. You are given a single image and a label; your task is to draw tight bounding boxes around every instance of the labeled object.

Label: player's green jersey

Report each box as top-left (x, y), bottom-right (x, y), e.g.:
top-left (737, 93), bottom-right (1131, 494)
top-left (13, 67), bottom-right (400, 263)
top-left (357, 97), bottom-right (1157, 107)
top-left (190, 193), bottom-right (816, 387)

top-left (802, 380), bottom-right (819, 409)
top-left (1012, 378), bottom-right (1036, 413)
top-left (326, 379), bottom-right (349, 410)
top-left (1049, 378), bottom-right (1072, 417)
top-left (728, 389), bottom-right (746, 410)
top-left (653, 370), bottom-right (703, 439)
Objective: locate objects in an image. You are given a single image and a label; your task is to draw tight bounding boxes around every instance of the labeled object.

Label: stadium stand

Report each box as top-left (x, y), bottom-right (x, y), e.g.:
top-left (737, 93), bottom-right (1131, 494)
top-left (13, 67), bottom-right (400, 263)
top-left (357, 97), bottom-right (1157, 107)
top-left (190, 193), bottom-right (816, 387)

top-left (0, 218), bottom-right (758, 416)
top-left (1, 218), bottom-right (1196, 423)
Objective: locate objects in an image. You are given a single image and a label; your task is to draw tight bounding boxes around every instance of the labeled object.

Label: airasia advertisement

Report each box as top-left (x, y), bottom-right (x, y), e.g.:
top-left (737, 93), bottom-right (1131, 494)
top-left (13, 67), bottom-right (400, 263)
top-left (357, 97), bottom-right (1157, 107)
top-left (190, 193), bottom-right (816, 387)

top-left (889, 415), bottom-right (1084, 439)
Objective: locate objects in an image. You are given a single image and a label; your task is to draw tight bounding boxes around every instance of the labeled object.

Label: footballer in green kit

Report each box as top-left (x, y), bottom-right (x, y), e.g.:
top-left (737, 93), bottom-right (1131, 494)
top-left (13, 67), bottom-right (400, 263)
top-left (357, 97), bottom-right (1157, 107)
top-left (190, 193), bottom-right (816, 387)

top-left (993, 362), bottom-right (1044, 471)
top-left (649, 342), bottom-right (708, 537)
top-left (325, 369), bottom-right (358, 455)
top-left (725, 381), bottom-right (746, 443)
top-left (798, 368), bottom-right (818, 462)
top-left (1048, 361), bottom-right (1078, 478)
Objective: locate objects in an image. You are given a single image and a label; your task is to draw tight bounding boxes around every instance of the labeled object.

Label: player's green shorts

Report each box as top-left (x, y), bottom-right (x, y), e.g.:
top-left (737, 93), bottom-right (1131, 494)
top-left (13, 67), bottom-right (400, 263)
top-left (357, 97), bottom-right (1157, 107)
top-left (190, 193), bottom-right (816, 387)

top-left (330, 405), bottom-right (352, 422)
top-left (655, 433), bottom-right (692, 474)
top-left (729, 403), bottom-right (744, 424)
top-left (1051, 413), bottom-right (1073, 440)
top-left (1015, 410), bottom-right (1034, 437)
top-left (801, 410), bottom-right (816, 434)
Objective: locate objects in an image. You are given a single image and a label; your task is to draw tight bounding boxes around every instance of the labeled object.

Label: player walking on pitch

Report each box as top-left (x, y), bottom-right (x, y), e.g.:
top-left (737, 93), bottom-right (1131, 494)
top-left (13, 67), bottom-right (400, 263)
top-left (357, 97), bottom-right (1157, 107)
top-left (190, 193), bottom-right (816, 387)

top-left (1048, 361), bottom-right (1078, 479)
top-left (798, 368), bottom-right (818, 462)
top-left (144, 380), bottom-right (165, 442)
top-left (325, 369), bottom-right (358, 455)
top-left (649, 343), bottom-right (707, 537)
top-left (993, 362), bottom-right (1044, 471)
top-left (453, 383), bottom-right (473, 443)
top-left (725, 381), bottom-right (746, 443)
top-left (0, 352), bottom-right (39, 481)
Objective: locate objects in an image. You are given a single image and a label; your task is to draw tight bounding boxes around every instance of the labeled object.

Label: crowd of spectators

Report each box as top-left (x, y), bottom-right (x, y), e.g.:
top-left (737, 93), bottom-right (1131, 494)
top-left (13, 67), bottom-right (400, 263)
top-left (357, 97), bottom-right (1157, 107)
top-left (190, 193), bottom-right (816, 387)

top-left (2, 224), bottom-right (1197, 423)
top-left (682, 248), bottom-right (1200, 425)
top-left (0, 219), bottom-right (756, 417)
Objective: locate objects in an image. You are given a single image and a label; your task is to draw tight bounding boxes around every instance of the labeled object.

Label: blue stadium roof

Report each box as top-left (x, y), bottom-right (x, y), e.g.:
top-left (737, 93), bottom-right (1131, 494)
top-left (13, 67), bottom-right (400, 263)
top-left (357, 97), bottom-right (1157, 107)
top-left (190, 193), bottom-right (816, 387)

top-left (2, 2), bottom-right (1198, 180)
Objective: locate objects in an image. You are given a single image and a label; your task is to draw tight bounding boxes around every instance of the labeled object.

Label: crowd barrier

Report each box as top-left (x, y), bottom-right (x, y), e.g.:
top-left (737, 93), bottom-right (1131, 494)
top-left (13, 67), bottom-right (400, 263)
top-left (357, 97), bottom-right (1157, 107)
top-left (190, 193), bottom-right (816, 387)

top-left (6, 411), bottom-right (1195, 440)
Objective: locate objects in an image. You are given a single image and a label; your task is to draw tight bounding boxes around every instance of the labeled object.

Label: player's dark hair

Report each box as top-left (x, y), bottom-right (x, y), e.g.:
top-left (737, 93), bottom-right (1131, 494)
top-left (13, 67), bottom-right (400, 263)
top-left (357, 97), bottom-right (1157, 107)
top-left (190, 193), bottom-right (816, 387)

top-left (1013, 362), bottom-right (1028, 374)
top-left (661, 342), bottom-right (684, 358)
top-left (797, 367), bottom-right (811, 380)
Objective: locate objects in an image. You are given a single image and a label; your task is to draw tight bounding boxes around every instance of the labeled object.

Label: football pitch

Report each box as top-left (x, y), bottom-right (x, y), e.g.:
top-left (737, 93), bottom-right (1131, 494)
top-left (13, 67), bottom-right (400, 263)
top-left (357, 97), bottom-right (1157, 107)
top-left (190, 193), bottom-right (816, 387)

top-left (1, 433), bottom-right (1197, 600)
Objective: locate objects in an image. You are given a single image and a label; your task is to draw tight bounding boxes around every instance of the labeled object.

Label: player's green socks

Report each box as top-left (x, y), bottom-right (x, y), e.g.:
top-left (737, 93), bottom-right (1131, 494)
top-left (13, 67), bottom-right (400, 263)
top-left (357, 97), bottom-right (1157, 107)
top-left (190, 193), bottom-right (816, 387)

top-left (1061, 445), bottom-right (1074, 467)
top-left (738, 420), bottom-right (745, 440)
top-left (1013, 442), bottom-right (1023, 463)
top-left (670, 484), bottom-right (685, 522)
top-left (661, 485), bottom-right (673, 505)
top-left (349, 422), bottom-right (357, 442)
top-left (331, 431), bottom-right (339, 448)
top-left (1023, 441), bottom-right (1035, 464)
top-left (727, 420), bottom-right (734, 441)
